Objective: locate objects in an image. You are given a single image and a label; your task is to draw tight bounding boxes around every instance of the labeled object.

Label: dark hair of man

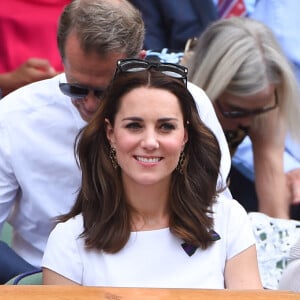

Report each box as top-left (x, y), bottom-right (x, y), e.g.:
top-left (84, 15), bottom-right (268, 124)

top-left (60, 70), bottom-right (222, 253)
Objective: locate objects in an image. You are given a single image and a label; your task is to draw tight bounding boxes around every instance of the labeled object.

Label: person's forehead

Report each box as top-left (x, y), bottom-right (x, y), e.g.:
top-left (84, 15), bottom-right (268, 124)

top-left (64, 34), bottom-right (127, 87)
top-left (117, 87), bottom-right (183, 116)
top-left (221, 85), bottom-right (276, 108)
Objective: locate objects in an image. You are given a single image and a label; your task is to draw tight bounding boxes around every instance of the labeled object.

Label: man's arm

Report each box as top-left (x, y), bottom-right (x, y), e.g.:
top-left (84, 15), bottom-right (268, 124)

top-left (0, 120), bottom-right (19, 231)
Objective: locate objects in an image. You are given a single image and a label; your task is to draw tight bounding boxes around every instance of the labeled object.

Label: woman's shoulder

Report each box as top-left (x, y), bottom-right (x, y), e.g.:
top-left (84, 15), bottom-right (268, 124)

top-left (212, 194), bottom-right (250, 228)
top-left (213, 194), bottom-right (247, 214)
top-left (51, 214), bottom-right (84, 238)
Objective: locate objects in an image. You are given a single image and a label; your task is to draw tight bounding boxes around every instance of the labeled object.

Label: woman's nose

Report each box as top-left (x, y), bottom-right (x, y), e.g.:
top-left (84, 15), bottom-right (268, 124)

top-left (238, 117), bottom-right (252, 128)
top-left (141, 130), bottom-right (159, 150)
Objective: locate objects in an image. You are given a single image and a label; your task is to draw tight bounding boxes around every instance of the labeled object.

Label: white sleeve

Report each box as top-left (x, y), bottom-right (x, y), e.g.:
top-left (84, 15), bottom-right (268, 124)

top-left (187, 82), bottom-right (232, 194)
top-left (0, 121), bottom-right (19, 230)
top-left (225, 200), bottom-right (256, 260)
top-left (42, 218), bottom-right (83, 284)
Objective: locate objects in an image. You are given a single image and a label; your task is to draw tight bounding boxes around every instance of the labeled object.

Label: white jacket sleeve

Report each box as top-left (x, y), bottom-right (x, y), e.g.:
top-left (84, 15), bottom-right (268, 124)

top-left (0, 121), bottom-right (19, 231)
top-left (187, 82), bottom-right (232, 196)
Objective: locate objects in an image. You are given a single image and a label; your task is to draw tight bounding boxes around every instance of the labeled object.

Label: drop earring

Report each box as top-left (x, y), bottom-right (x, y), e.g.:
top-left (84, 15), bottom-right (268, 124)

top-left (109, 146), bottom-right (118, 169)
top-left (176, 151), bottom-right (185, 174)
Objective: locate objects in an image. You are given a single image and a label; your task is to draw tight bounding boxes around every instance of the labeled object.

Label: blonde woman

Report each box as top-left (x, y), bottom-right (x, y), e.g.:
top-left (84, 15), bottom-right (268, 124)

top-left (185, 17), bottom-right (300, 219)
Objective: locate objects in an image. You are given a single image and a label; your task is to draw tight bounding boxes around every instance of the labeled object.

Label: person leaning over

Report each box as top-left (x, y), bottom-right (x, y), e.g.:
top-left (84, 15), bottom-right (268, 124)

top-left (42, 59), bottom-right (263, 288)
top-left (0, 0), bottom-right (144, 283)
top-left (234, 0), bottom-right (300, 217)
top-left (184, 17), bottom-right (300, 219)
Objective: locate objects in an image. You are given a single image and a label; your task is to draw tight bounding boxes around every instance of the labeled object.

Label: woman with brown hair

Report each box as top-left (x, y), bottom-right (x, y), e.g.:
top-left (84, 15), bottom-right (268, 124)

top-left (42, 59), bottom-right (262, 288)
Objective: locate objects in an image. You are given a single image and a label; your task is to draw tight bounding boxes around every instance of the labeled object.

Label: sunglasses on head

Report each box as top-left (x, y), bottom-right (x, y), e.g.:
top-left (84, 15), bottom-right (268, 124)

top-left (216, 90), bottom-right (279, 119)
top-left (115, 58), bottom-right (188, 86)
top-left (59, 82), bottom-right (105, 100)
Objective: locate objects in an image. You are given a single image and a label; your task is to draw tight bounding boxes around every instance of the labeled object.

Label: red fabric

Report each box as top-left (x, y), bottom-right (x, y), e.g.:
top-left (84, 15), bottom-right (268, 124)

top-left (0, 0), bottom-right (70, 73)
top-left (218, 0), bottom-right (247, 18)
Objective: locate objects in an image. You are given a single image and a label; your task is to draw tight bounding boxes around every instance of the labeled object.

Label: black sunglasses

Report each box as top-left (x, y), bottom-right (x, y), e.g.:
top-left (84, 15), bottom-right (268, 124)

top-left (216, 90), bottom-right (279, 119)
top-left (59, 83), bottom-right (105, 100)
top-left (115, 58), bottom-right (188, 86)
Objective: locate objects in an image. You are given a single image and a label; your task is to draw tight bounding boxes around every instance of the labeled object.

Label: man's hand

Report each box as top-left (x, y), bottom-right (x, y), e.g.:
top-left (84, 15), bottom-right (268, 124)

top-left (0, 58), bottom-right (57, 96)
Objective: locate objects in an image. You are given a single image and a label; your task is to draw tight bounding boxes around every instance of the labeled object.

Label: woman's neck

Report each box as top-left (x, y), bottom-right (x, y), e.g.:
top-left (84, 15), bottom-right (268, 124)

top-left (123, 176), bottom-right (170, 231)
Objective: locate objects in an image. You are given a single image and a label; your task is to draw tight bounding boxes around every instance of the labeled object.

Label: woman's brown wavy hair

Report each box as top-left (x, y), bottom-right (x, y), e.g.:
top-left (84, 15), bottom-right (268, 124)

top-left (60, 69), bottom-right (222, 253)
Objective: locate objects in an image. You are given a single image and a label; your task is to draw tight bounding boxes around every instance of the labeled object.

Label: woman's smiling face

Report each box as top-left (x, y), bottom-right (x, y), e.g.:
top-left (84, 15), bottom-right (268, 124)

top-left (106, 86), bottom-right (188, 186)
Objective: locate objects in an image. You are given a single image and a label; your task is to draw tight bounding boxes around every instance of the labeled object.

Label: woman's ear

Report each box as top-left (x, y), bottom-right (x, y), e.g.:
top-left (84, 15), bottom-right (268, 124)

top-left (105, 118), bottom-right (115, 145)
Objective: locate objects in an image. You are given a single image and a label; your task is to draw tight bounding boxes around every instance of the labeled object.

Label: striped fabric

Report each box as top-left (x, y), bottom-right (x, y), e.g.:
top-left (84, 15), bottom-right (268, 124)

top-left (218, 0), bottom-right (247, 18)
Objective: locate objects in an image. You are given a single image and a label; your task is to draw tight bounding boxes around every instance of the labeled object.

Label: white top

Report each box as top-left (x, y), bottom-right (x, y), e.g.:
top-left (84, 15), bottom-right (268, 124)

top-left (43, 197), bottom-right (254, 287)
top-left (0, 74), bottom-right (231, 267)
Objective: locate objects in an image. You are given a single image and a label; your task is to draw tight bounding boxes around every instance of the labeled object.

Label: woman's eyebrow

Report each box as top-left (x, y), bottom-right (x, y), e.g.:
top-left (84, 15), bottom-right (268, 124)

top-left (121, 117), bottom-right (179, 122)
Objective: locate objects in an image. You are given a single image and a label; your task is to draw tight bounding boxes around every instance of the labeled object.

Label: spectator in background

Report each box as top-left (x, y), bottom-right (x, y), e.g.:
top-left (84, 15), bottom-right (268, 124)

top-left (185, 17), bottom-right (300, 219)
top-left (0, 0), bottom-right (70, 97)
top-left (232, 0), bottom-right (300, 219)
top-left (0, 0), bottom-right (145, 284)
top-left (43, 59), bottom-right (262, 288)
top-left (129, 0), bottom-right (218, 51)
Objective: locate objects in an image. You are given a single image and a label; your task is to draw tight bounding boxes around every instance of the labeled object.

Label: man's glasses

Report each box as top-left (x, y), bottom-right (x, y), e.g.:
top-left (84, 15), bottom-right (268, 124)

top-left (216, 90), bottom-right (279, 119)
top-left (115, 58), bottom-right (188, 86)
top-left (59, 83), bottom-right (105, 100)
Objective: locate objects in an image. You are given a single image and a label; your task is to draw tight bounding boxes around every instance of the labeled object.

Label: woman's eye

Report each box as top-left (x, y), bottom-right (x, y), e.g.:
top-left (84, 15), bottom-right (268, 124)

top-left (160, 123), bottom-right (175, 132)
top-left (228, 104), bottom-right (245, 112)
top-left (125, 122), bottom-right (142, 130)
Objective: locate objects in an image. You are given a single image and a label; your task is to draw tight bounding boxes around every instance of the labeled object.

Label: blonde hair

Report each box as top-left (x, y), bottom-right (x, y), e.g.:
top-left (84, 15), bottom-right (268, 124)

top-left (186, 17), bottom-right (300, 140)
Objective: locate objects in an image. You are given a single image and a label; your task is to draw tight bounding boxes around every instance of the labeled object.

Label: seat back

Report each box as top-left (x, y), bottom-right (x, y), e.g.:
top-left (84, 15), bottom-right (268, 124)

top-left (5, 269), bottom-right (42, 285)
top-left (0, 222), bottom-right (13, 246)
